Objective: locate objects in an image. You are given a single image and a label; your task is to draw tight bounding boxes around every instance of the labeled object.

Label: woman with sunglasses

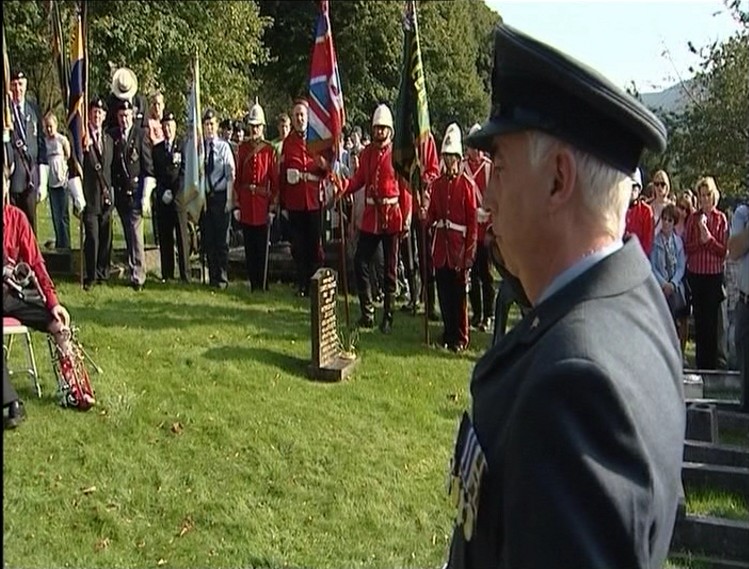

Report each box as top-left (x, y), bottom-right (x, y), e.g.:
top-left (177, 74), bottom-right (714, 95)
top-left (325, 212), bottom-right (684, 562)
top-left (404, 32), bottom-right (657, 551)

top-left (650, 170), bottom-right (674, 238)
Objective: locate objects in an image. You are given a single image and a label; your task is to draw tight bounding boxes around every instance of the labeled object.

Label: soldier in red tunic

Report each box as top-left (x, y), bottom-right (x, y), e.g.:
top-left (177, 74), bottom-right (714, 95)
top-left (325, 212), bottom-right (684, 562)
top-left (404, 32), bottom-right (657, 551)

top-left (426, 124), bottom-right (478, 352)
top-left (463, 123), bottom-right (494, 331)
top-left (279, 99), bottom-right (326, 297)
top-left (339, 104), bottom-right (411, 333)
top-left (233, 101), bottom-right (278, 292)
top-left (625, 168), bottom-right (654, 256)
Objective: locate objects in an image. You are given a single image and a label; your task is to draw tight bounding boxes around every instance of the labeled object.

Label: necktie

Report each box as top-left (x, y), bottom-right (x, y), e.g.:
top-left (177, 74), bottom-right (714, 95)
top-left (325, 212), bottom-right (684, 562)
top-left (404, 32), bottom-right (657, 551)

top-left (206, 140), bottom-right (215, 192)
top-left (13, 103), bottom-right (26, 143)
top-left (166, 139), bottom-right (171, 155)
top-left (96, 131), bottom-right (102, 154)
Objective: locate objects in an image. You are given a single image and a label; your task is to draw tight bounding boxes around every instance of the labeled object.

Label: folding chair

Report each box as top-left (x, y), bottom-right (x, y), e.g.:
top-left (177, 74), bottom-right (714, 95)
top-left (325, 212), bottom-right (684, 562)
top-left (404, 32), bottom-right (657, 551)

top-left (3, 316), bottom-right (42, 398)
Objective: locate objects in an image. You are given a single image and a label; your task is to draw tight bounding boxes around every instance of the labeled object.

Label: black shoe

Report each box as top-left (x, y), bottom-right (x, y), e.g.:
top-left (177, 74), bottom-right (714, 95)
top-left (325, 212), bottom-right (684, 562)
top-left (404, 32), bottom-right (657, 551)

top-left (470, 315), bottom-right (482, 329)
top-left (132, 283), bottom-right (144, 292)
top-left (379, 316), bottom-right (393, 335)
top-left (296, 289), bottom-right (308, 298)
top-left (428, 311), bottom-right (440, 322)
top-left (4, 401), bottom-right (25, 430)
top-left (83, 281), bottom-right (94, 291)
top-left (357, 315), bottom-right (375, 329)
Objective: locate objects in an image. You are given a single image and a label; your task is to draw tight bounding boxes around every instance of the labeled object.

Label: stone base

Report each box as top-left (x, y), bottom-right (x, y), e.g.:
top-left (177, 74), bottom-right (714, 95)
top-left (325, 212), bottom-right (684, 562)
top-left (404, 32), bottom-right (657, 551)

top-left (43, 247), bottom-right (162, 279)
top-left (308, 355), bottom-right (358, 382)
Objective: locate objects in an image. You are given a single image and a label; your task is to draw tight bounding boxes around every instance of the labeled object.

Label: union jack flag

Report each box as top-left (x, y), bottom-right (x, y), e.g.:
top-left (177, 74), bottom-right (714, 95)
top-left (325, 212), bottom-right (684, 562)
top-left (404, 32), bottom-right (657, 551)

top-left (307, 0), bottom-right (345, 161)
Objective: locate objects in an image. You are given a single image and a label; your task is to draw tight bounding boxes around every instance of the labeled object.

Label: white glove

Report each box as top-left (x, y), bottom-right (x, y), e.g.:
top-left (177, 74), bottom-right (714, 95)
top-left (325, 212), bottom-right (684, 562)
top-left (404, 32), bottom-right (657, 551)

top-left (141, 176), bottom-right (157, 215)
top-left (281, 209), bottom-right (289, 220)
top-left (162, 189), bottom-right (174, 205)
top-left (267, 211), bottom-right (276, 224)
top-left (477, 207), bottom-right (491, 224)
top-left (67, 176), bottom-right (87, 212)
top-left (233, 209), bottom-right (240, 222)
top-left (37, 164), bottom-right (49, 202)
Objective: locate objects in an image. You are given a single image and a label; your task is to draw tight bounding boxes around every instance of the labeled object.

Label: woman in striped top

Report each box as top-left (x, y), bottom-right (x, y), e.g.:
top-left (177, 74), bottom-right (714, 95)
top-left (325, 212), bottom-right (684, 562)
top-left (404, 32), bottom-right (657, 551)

top-left (684, 176), bottom-right (728, 369)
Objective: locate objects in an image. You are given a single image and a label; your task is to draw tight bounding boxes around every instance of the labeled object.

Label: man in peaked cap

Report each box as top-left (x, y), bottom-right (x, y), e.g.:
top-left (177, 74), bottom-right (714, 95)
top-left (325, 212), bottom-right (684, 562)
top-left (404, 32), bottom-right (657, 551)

top-left (425, 123), bottom-right (477, 352)
top-left (8, 69), bottom-right (49, 234)
top-left (445, 24), bottom-right (685, 569)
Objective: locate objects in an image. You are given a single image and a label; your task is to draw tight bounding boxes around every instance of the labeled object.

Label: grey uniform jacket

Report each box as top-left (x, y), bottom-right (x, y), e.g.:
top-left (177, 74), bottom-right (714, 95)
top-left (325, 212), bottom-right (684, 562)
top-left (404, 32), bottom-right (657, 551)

top-left (447, 239), bottom-right (685, 569)
top-left (83, 130), bottom-right (114, 215)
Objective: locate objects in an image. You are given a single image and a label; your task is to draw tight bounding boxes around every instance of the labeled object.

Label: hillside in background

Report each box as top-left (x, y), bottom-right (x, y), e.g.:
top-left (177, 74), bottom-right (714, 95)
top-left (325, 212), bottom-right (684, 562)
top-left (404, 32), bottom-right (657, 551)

top-left (640, 79), bottom-right (697, 114)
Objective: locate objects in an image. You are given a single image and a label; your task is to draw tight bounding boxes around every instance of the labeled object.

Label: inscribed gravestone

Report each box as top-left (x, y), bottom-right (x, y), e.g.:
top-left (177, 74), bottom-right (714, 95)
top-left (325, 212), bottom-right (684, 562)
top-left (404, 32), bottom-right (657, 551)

top-left (309, 268), bottom-right (357, 381)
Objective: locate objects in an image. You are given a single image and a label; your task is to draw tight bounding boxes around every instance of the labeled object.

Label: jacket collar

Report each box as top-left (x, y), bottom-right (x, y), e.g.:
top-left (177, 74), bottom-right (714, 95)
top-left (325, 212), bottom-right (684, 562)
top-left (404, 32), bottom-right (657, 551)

top-left (484, 238), bottom-right (651, 363)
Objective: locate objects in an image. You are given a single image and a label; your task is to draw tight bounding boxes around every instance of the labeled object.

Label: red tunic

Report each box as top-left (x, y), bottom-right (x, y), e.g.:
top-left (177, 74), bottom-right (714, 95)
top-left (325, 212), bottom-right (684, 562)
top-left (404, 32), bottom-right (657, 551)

top-left (625, 200), bottom-right (654, 256)
top-left (341, 142), bottom-right (411, 235)
top-left (683, 209), bottom-right (728, 274)
top-left (462, 156), bottom-right (492, 243)
top-left (427, 172), bottom-right (478, 270)
top-left (279, 130), bottom-right (325, 212)
top-left (3, 204), bottom-right (59, 309)
top-left (235, 140), bottom-right (278, 226)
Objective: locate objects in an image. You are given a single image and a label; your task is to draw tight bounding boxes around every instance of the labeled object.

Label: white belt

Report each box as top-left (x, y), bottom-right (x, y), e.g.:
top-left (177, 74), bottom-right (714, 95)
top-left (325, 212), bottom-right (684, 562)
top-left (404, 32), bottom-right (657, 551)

top-left (286, 168), bottom-right (320, 185)
top-left (366, 197), bottom-right (399, 206)
top-left (435, 219), bottom-right (467, 236)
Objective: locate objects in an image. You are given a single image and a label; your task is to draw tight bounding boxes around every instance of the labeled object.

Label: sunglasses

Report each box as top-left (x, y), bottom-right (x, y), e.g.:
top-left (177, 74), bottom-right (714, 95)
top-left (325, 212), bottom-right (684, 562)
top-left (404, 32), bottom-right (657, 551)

top-left (654, 181), bottom-right (667, 187)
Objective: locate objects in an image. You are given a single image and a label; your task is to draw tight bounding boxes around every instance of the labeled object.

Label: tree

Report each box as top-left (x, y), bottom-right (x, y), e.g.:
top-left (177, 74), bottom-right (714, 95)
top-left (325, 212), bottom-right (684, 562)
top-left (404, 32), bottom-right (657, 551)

top-left (4, 0), bottom-right (270, 126)
top-left (643, 2), bottom-right (748, 200)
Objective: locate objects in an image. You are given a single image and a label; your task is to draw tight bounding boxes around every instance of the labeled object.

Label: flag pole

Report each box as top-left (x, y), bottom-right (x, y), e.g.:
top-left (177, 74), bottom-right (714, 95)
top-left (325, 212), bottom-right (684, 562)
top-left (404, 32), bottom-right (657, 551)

top-left (79, 0), bottom-right (88, 289)
top-left (335, 147), bottom-right (350, 331)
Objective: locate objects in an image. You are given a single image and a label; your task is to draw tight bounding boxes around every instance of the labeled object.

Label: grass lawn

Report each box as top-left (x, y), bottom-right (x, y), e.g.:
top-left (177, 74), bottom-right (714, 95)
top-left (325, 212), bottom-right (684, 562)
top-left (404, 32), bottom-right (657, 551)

top-left (685, 487), bottom-right (749, 521)
top-left (3, 275), bottom-right (493, 569)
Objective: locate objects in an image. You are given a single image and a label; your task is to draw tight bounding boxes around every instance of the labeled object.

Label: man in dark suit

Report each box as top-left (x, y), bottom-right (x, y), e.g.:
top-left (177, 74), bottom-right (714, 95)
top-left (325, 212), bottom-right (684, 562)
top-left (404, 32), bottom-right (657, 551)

top-left (151, 110), bottom-right (189, 282)
top-left (444, 24), bottom-right (685, 569)
top-left (110, 99), bottom-right (155, 291)
top-left (81, 96), bottom-right (114, 290)
top-left (8, 70), bottom-right (48, 234)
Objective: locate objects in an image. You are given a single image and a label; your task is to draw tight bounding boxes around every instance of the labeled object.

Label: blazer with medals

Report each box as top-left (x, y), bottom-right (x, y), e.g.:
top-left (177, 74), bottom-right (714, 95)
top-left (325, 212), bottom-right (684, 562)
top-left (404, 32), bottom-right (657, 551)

top-left (9, 98), bottom-right (47, 192)
top-left (110, 124), bottom-right (153, 206)
top-left (83, 127), bottom-right (114, 215)
top-left (151, 137), bottom-right (183, 206)
top-left (446, 240), bottom-right (685, 569)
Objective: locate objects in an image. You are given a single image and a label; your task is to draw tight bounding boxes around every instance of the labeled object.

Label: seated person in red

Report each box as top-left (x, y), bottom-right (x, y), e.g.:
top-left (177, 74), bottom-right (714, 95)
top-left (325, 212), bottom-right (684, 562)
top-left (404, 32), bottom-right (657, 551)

top-left (3, 180), bottom-right (74, 428)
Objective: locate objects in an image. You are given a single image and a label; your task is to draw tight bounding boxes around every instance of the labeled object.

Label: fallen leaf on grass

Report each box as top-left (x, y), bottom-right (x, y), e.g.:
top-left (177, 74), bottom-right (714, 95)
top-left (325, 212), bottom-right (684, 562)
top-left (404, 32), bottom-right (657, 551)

top-left (171, 422), bottom-right (183, 435)
top-left (146, 349), bottom-right (153, 357)
top-left (94, 537), bottom-right (110, 551)
top-left (177, 516), bottom-right (194, 538)
top-left (157, 559), bottom-right (167, 566)
top-left (81, 485), bottom-right (97, 495)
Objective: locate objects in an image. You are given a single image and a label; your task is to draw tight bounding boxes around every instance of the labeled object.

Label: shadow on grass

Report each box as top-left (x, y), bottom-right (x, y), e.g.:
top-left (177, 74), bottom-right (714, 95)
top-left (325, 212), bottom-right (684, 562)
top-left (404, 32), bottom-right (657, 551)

top-left (203, 345), bottom-right (310, 380)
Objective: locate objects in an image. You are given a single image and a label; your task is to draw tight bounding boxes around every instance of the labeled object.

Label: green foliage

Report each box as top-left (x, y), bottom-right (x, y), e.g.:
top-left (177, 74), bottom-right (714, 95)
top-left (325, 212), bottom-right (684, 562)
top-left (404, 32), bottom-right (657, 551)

top-left (255, 0), bottom-right (499, 138)
top-left (643, 5), bottom-right (748, 199)
top-left (5, 0), bottom-right (270, 125)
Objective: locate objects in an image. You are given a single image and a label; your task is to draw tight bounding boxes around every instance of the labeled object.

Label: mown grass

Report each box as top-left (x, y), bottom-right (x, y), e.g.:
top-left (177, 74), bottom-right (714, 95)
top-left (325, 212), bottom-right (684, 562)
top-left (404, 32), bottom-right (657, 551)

top-left (3, 275), bottom-right (495, 569)
top-left (686, 487), bottom-right (749, 521)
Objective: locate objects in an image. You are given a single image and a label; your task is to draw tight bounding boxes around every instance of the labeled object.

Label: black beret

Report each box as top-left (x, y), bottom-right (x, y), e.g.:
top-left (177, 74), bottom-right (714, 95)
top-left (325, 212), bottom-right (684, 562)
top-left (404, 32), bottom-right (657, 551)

top-left (117, 99), bottom-right (133, 111)
top-left (466, 24), bottom-right (667, 174)
top-left (202, 108), bottom-right (217, 122)
top-left (10, 69), bottom-right (26, 81)
top-left (233, 120), bottom-right (244, 131)
top-left (219, 118), bottom-right (231, 130)
top-left (89, 96), bottom-right (106, 110)
top-left (161, 110), bottom-right (176, 123)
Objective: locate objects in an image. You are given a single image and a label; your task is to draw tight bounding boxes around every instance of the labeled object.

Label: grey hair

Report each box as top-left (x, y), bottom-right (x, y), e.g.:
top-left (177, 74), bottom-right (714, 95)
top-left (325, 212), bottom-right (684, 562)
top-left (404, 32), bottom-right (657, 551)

top-left (526, 131), bottom-right (630, 239)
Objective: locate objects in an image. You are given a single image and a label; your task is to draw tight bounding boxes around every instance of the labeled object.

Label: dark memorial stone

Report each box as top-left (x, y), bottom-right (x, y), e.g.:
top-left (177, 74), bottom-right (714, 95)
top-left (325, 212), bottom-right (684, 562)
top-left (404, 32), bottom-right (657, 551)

top-left (308, 268), bottom-right (357, 381)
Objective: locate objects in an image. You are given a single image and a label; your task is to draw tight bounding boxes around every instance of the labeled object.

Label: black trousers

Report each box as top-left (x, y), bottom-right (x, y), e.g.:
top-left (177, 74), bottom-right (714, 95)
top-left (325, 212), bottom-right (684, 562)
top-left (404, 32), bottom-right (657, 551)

top-left (2, 292), bottom-right (53, 405)
top-left (687, 271), bottom-right (724, 369)
top-left (436, 267), bottom-right (469, 348)
top-left (10, 188), bottom-right (36, 235)
top-left (469, 244), bottom-right (495, 321)
top-left (288, 210), bottom-right (322, 294)
top-left (242, 223), bottom-right (268, 291)
top-left (402, 221), bottom-right (436, 312)
top-left (83, 208), bottom-right (113, 285)
top-left (202, 192), bottom-right (230, 286)
top-left (355, 231), bottom-right (399, 317)
top-left (156, 202), bottom-right (189, 281)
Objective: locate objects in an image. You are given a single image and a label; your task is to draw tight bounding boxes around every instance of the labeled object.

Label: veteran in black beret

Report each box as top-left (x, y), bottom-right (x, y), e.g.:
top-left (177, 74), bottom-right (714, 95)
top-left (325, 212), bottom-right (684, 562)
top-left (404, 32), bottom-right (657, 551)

top-left (445, 23), bottom-right (685, 569)
top-left (151, 109), bottom-right (190, 282)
